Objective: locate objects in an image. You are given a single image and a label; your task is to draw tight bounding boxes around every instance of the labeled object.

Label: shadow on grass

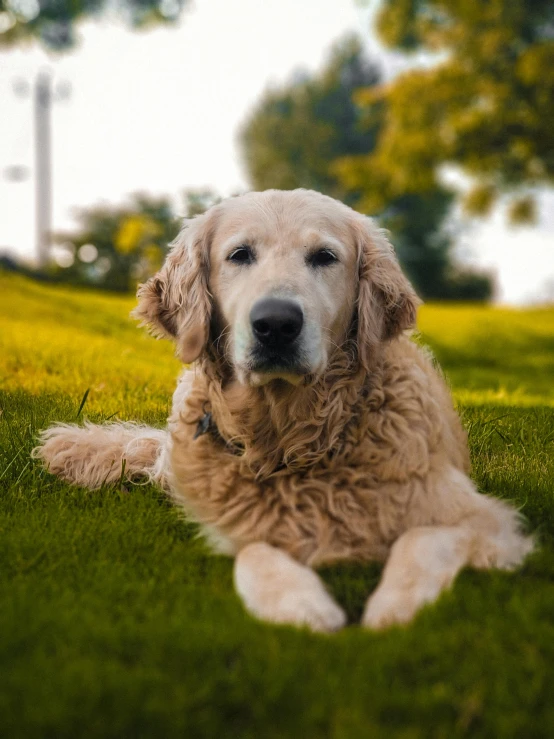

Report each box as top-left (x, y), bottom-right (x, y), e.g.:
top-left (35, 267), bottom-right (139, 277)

top-left (319, 561), bottom-right (383, 623)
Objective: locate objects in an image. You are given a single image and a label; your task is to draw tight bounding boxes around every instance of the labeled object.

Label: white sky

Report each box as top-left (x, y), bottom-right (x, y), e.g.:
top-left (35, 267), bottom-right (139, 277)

top-left (0, 0), bottom-right (553, 303)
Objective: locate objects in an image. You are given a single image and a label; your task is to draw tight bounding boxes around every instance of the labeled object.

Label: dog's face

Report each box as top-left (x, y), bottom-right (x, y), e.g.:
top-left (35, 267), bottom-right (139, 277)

top-left (207, 193), bottom-right (359, 385)
top-left (134, 190), bottom-right (419, 386)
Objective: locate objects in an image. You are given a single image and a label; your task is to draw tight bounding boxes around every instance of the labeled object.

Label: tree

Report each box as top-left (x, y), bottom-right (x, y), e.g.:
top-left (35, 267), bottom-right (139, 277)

top-left (52, 193), bottom-right (180, 291)
top-left (182, 187), bottom-right (222, 218)
top-left (241, 37), bottom-right (381, 205)
top-left (0, 0), bottom-right (188, 51)
top-left (241, 36), bottom-right (492, 300)
top-left (50, 188), bottom-right (221, 291)
top-left (361, 0), bottom-right (554, 222)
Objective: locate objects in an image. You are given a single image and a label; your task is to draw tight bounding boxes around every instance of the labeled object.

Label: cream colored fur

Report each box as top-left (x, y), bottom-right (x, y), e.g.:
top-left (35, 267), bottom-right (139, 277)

top-left (34, 189), bottom-right (534, 632)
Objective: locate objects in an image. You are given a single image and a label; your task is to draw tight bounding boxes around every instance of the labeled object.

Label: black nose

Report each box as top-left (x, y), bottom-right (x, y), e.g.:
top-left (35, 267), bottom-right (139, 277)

top-left (250, 298), bottom-right (304, 348)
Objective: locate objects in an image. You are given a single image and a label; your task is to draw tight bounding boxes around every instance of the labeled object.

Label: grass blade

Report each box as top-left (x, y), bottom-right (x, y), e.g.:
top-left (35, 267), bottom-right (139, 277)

top-left (76, 388), bottom-right (90, 419)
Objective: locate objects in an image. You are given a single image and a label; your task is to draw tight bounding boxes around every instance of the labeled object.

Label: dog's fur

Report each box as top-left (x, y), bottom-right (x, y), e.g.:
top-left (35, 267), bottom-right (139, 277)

top-left (34, 189), bottom-right (533, 631)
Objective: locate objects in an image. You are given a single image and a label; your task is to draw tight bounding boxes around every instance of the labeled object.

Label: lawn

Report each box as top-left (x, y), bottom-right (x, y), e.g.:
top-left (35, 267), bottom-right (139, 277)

top-left (1, 271), bottom-right (554, 738)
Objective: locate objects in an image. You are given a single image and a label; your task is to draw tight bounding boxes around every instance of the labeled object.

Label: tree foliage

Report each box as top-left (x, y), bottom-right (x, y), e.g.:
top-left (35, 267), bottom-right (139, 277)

top-left (241, 37), bottom-right (380, 205)
top-left (364, 0), bottom-right (554, 222)
top-left (0, 0), bottom-right (188, 50)
top-left (181, 188), bottom-right (222, 218)
top-left (50, 189), bottom-right (222, 291)
top-left (52, 193), bottom-right (180, 291)
top-left (241, 36), bottom-right (492, 300)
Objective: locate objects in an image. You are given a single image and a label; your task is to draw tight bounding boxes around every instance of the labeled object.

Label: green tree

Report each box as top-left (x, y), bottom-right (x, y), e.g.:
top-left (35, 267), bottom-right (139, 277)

top-left (182, 187), bottom-right (222, 218)
top-left (53, 193), bottom-right (180, 291)
top-left (241, 36), bottom-right (491, 300)
top-left (241, 36), bottom-right (380, 205)
top-left (0, 0), bottom-right (188, 50)
top-left (51, 189), bottom-right (222, 291)
top-left (363, 0), bottom-right (554, 222)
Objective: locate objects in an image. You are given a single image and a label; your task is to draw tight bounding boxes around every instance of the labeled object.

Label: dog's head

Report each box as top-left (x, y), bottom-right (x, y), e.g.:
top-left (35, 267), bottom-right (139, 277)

top-left (134, 190), bottom-right (419, 385)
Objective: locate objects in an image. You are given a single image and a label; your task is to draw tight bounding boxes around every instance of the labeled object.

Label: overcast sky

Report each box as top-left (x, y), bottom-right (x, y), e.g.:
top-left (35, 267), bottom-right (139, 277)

top-left (1, 0), bottom-right (553, 303)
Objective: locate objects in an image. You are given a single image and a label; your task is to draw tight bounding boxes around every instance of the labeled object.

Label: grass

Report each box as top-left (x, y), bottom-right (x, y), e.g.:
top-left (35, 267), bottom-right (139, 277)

top-left (1, 270), bottom-right (554, 738)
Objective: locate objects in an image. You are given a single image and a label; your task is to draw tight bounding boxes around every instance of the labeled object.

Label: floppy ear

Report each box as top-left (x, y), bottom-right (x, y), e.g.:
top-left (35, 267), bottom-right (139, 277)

top-left (132, 212), bottom-right (213, 363)
top-left (354, 216), bottom-right (420, 368)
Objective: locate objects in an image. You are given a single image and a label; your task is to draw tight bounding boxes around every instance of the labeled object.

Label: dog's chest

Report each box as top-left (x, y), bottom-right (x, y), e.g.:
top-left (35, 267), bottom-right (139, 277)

top-left (168, 413), bottom-right (432, 565)
top-left (165, 357), bottom-right (446, 564)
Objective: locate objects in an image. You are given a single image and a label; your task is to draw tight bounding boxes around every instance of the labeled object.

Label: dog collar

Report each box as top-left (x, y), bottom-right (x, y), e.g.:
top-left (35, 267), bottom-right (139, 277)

top-left (194, 410), bottom-right (244, 456)
top-left (193, 410), bottom-right (214, 440)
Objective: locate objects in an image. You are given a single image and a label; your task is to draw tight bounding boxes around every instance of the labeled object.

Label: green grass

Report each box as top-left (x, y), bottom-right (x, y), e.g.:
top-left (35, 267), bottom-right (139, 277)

top-left (1, 271), bottom-right (554, 739)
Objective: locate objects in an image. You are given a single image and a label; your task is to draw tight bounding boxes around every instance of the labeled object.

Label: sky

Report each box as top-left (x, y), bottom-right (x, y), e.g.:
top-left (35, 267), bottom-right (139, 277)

top-left (0, 0), bottom-right (553, 304)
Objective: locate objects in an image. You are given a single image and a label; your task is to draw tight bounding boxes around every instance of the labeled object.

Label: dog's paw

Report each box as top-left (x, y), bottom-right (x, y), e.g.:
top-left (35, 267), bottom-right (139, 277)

top-left (269, 590), bottom-right (347, 633)
top-left (361, 584), bottom-right (436, 630)
top-left (234, 542), bottom-right (346, 633)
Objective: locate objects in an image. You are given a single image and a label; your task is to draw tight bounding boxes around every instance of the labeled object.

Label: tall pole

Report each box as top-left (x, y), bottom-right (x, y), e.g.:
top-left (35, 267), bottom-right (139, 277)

top-left (34, 71), bottom-right (52, 269)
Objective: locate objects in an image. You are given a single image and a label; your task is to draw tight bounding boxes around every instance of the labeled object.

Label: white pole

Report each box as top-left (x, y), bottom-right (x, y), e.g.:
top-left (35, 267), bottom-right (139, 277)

top-left (34, 71), bottom-right (52, 269)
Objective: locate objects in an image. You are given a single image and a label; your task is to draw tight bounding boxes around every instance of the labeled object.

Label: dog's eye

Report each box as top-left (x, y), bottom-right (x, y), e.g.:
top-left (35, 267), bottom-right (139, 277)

top-left (227, 245), bottom-right (255, 265)
top-left (307, 248), bottom-right (338, 268)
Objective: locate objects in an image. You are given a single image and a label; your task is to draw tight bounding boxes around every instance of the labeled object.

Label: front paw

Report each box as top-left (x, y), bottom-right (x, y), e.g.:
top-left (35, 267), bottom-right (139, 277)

top-left (234, 543), bottom-right (346, 633)
top-left (269, 590), bottom-right (347, 633)
top-left (362, 584), bottom-right (437, 630)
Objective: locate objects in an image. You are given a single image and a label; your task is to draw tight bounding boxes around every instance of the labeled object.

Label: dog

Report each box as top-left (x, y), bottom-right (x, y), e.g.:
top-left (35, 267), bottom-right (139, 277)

top-left (34, 189), bottom-right (533, 631)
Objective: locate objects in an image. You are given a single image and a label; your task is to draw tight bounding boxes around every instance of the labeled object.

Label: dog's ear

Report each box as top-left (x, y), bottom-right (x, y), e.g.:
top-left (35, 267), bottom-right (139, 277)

top-left (354, 216), bottom-right (420, 368)
top-left (133, 212), bottom-right (213, 363)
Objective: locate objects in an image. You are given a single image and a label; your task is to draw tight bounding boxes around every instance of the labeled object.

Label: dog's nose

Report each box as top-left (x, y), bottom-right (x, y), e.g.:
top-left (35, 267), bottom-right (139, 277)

top-left (250, 298), bottom-right (304, 348)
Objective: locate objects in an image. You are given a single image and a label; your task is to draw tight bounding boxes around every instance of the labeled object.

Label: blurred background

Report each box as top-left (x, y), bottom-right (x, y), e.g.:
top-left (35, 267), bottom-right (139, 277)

top-left (1, 0), bottom-right (553, 303)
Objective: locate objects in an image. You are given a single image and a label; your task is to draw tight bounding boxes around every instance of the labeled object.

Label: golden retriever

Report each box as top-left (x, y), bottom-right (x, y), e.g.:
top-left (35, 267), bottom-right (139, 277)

top-left (34, 189), bottom-right (533, 631)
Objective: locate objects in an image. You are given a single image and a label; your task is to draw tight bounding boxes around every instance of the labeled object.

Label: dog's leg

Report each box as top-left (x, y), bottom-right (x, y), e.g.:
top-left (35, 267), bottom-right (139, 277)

top-left (362, 525), bottom-right (475, 629)
top-left (234, 542), bottom-right (347, 632)
top-left (33, 422), bottom-right (169, 490)
top-left (362, 487), bottom-right (533, 630)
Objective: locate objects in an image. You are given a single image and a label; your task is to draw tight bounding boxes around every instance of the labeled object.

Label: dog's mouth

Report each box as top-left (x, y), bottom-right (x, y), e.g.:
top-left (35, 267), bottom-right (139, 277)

top-left (245, 345), bottom-right (310, 386)
top-left (247, 363), bottom-right (307, 388)
top-left (234, 352), bottom-right (306, 386)
top-left (248, 369), bottom-right (306, 387)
